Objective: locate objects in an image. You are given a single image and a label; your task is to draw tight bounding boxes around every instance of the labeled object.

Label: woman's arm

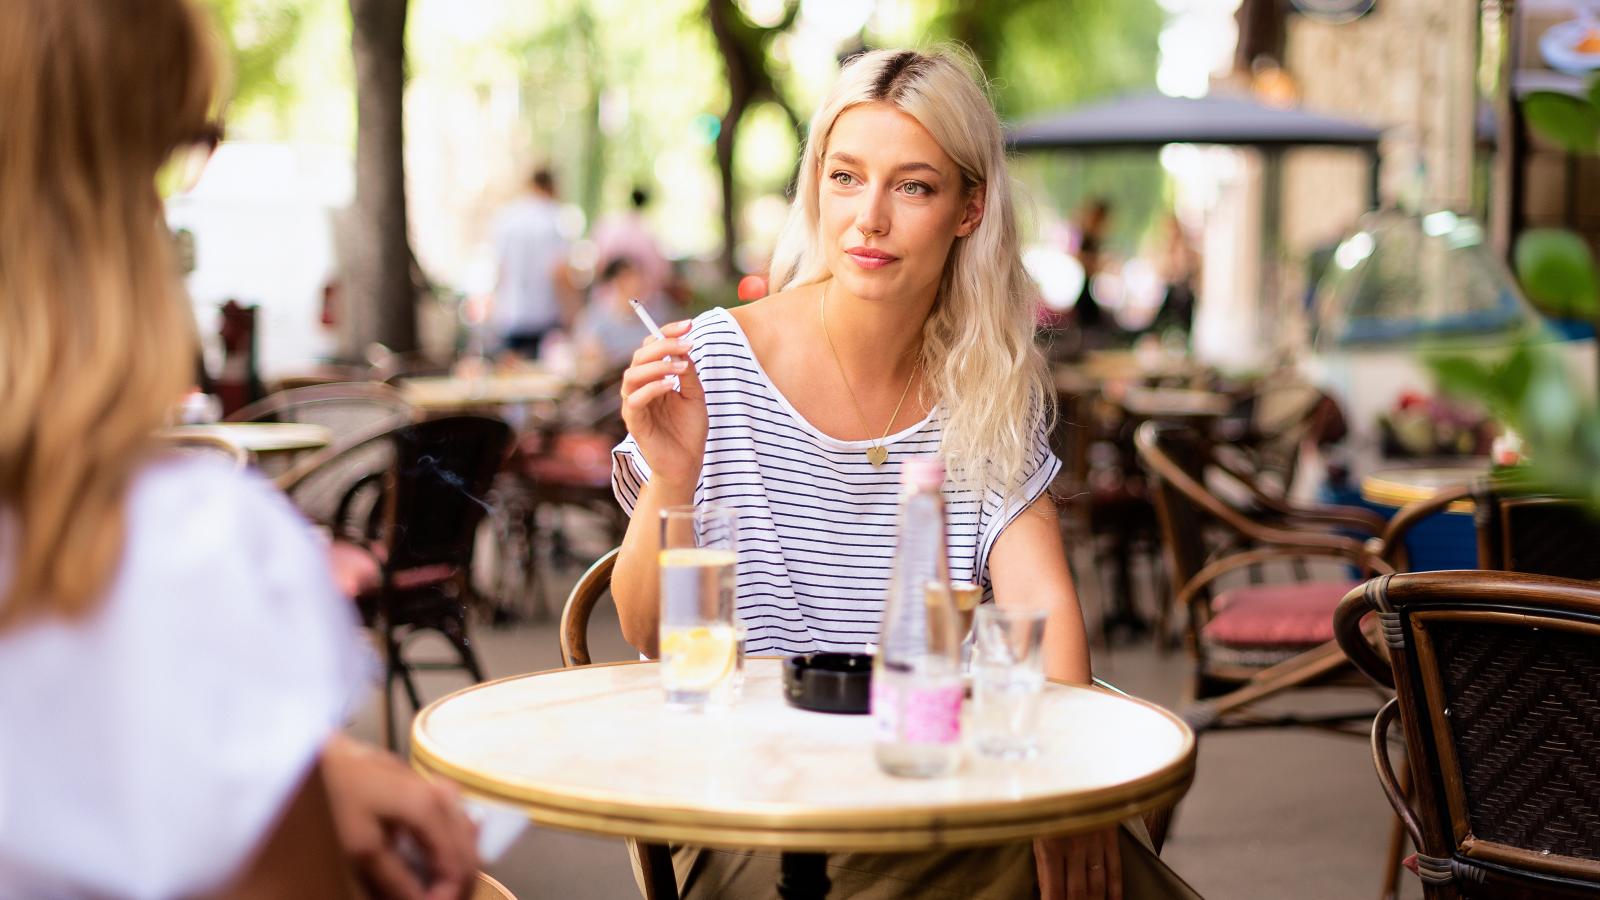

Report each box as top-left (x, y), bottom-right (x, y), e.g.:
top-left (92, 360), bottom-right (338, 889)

top-left (610, 319), bottom-right (707, 657)
top-left (612, 476), bottom-right (695, 657)
top-left (986, 494), bottom-right (1090, 683)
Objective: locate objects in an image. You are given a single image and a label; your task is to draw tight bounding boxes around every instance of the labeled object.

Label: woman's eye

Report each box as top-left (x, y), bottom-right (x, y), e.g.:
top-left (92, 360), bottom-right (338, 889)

top-left (902, 181), bottom-right (931, 196)
top-left (830, 171), bottom-right (855, 186)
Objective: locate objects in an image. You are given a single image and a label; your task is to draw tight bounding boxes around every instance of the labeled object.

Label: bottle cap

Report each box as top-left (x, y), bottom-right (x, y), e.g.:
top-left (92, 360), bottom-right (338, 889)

top-left (901, 457), bottom-right (945, 490)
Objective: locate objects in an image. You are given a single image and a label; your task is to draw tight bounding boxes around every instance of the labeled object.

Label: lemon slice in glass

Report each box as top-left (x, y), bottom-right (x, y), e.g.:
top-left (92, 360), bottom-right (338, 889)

top-left (660, 625), bottom-right (737, 691)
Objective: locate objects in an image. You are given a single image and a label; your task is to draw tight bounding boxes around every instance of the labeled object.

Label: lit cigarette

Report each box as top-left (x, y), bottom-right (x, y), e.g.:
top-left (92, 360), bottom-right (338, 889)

top-left (628, 297), bottom-right (680, 392)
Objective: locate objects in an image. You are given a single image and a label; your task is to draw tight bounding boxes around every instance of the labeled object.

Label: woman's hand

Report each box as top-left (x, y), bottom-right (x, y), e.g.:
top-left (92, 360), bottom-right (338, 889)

top-left (321, 734), bottom-right (480, 900)
top-left (620, 320), bottom-right (707, 490)
top-left (1034, 828), bottom-right (1122, 900)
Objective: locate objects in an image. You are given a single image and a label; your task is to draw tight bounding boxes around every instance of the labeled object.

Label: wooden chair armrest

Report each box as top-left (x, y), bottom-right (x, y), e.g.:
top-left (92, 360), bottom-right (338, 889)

top-left (1174, 545), bottom-right (1395, 615)
top-left (1269, 503), bottom-right (1389, 537)
top-left (1371, 698), bottom-right (1424, 851)
top-left (1332, 577), bottom-right (1395, 689)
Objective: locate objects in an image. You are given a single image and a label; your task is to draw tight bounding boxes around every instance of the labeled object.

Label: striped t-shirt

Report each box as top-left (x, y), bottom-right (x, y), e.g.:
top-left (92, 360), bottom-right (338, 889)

top-left (611, 305), bottom-right (1060, 656)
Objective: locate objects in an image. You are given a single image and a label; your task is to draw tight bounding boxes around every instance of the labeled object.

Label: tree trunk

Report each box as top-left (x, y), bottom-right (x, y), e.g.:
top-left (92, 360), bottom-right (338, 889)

top-left (345, 0), bottom-right (417, 355)
top-left (708, 0), bottom-right (754, 280)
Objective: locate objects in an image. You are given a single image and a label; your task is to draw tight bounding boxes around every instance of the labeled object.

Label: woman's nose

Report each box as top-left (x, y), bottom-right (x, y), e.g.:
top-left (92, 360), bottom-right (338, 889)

top-left (853, 186), bottom-right (891, 238)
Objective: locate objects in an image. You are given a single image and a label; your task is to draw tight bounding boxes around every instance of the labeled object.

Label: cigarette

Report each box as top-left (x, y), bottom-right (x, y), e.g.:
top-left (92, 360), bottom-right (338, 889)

top-left (628, 297), bottom-right (681, 392)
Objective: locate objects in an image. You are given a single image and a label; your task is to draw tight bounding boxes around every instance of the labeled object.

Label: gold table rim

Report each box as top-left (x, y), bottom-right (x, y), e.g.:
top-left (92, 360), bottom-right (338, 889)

top-left (409, 659), bottom-right (1197, 850)
top-left (162, 421), bottom-right (332, 452)
top-left (1360, 465), bottom-right (1486, 513)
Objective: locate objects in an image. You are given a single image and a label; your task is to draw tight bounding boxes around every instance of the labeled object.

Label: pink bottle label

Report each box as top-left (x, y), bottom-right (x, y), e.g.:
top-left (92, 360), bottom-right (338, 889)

top-left (872, 680), bottom-right (962, 744)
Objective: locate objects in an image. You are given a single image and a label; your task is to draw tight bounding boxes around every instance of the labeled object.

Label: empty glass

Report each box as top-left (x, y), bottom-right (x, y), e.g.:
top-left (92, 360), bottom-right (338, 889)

top-left (971, 604), bottom-right (1049, 759)
top-left (658, 505), bottom-right (739, 710)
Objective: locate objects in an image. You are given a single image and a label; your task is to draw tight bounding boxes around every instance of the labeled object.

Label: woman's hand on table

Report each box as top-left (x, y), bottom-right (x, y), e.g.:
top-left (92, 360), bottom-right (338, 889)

top-left (1035, 828), bottom-right (1122, 900)
top-left (322, 734), bottom-right (481, 900)
top-left (620, 320), bottom-right (706, 490)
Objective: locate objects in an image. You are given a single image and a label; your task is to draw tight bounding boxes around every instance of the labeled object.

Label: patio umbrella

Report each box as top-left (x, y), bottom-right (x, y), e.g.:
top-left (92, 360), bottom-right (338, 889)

top-left (1008, 91), bottom-right (1386, 356)
top-left (1007, 91), bottom-right (1384, 206)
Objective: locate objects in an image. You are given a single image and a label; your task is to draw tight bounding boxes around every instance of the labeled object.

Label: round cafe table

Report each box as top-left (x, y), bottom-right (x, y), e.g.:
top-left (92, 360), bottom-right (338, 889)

top-left (398, 371), bottom-right (568, 413)
top-left (162, 421), bottom-right (332, 456)
top-left (411, 659), bottom-right (1195, 899)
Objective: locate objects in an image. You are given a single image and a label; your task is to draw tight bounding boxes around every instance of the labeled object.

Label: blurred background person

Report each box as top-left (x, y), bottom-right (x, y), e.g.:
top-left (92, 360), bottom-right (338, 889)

top-left (1072, 196), bottom-right (1122, 348)
top-left (575, 256), bottom-right (686, 375)
top-left (592, 185), bottom-right (671, 300)
top-left (0, 1), bottom-right (478, 896)
top-left (1144, 213), bottom-right (1200, 347)
top-left (491, 167), bottom-right (573, 358)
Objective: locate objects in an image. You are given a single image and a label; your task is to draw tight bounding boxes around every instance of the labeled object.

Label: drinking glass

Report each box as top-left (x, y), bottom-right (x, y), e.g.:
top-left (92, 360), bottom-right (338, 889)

top-left (658, 505), bottom-right (739, 710)
top-left (971, 604), bottom-right (1049, 759)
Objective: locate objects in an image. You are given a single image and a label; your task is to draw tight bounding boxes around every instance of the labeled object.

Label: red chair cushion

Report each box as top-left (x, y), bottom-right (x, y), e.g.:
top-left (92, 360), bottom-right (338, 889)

top-left (327, 540), bottom-right (456, 599)
top-left (328, 540), bottom-right (382, 599)
top-left (514, 430), bottom-right (614, 488)
top-left (1202, 579), bottom-right (1359, 649)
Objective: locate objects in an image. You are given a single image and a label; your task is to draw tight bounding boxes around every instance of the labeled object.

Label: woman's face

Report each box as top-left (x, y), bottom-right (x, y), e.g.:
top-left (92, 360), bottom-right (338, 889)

top-left (818, 102), bottom-right (984, 305)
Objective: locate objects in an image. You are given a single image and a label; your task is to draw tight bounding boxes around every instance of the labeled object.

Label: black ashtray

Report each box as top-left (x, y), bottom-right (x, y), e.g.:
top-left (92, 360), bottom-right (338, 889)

top-left (783, 652), bottom-right (873, 714)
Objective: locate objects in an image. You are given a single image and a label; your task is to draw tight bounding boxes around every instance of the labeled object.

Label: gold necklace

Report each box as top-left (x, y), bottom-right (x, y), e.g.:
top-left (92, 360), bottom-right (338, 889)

top-left (820, 281), bottom-right (917, 467)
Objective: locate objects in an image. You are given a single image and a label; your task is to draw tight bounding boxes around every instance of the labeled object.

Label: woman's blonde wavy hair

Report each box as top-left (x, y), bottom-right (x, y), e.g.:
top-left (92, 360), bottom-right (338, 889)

top-left (0, 0), bottom-right (218, 629)
top-left (768, 47), bottom-right (1053, 496)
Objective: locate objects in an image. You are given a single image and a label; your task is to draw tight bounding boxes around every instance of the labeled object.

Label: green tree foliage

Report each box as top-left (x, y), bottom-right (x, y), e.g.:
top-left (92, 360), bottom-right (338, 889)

top-left (1432, 75), bottom-right (1600, 507)
top-left (198, 0), bottom-right (310, 126)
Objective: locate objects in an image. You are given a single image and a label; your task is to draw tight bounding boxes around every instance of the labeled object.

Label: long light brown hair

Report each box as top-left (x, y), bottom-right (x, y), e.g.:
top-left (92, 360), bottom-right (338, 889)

top-left (769, 47), bottom-right (1053, 496)
top-left (0, 0), bottom-right (219, 629)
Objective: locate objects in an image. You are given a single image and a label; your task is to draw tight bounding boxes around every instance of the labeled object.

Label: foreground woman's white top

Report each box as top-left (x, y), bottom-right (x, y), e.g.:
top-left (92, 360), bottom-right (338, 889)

top-left (614, 305), bottom-right (1060, 656)
top-left (0, 455), bottom-right (370, 899)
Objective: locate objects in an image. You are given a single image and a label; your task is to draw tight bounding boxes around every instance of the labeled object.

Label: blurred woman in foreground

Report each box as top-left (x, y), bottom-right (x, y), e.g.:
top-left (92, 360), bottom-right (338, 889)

top-left (0, 1), bottom-right (476, 896)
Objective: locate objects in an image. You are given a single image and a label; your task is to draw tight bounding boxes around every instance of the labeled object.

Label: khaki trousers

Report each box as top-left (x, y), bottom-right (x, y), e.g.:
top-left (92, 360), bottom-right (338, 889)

top-left (664, 821), bottom-right (1204, 899)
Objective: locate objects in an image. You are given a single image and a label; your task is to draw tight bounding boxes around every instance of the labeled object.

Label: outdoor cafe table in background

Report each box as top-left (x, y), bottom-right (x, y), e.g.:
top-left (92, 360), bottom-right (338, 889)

top-left (411, 659), bottom-right (1196, 900)
top-left (398, 370), bottom-right (570, 414)
top-left (161, 421), bottom-right (332, 457)
top-left (1360, 461), bottom-right (1489, 570)
top-left (1116, 386), bottom-right (1232, 422)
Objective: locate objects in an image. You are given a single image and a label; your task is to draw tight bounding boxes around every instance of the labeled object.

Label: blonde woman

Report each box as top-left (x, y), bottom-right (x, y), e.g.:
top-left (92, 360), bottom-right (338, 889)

top-left (611, 48), bottom-right (1197, 899)
top-left (0, 1), bottom-right (477, 896)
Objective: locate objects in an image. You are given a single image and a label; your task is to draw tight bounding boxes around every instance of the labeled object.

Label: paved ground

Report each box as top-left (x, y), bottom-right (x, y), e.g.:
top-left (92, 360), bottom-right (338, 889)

top-left (347, 542), bottom-right (1422, 900)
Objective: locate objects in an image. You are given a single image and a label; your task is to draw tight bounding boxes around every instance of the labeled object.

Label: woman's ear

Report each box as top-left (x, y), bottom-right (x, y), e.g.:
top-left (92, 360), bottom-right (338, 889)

top-left (955, 183), bottom-right (986, 237)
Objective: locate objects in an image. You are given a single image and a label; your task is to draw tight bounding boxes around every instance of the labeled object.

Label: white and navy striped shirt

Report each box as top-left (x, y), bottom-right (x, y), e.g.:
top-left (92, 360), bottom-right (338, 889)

top-left (612, 305), bottom-right (1060, 656)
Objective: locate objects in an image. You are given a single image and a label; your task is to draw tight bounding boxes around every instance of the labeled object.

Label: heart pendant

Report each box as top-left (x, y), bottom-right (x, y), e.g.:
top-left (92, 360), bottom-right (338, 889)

top-left (866, 445), bottom-right (888, 466)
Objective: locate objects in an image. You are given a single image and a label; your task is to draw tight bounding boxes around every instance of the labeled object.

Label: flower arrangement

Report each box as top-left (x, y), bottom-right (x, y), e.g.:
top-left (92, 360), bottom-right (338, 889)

top-left (1378, 390), bottom-right (1497, 458)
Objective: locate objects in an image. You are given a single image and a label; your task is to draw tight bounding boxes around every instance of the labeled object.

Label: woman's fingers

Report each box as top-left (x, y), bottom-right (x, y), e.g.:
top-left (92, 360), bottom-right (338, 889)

top-left (1067, 832), bottom-right (1088, 900)
top-left (1084, 830), bottom-right (1107, 900)
top-left (630, 335), bottom-right (691, 367)
top-left (1104, 828), bottom-right (1123, 900)
top-left (1034, 838), bottom-right (1067, 900)
top-left (620, 357), bottom-right (689, 396)
top-left (624, 377), bottom-right (678, 412)
top-left (363, 848), bottom-right (428, 900)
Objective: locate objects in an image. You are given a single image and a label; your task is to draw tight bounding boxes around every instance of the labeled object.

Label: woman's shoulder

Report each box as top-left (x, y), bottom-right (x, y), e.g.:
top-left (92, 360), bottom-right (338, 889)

top-left (123, 453), bottom-right (330, 594)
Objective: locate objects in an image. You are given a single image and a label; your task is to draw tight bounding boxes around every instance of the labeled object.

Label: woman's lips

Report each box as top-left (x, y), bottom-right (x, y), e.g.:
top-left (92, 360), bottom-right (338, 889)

top-left (845, 247), bottom-right (898, 270)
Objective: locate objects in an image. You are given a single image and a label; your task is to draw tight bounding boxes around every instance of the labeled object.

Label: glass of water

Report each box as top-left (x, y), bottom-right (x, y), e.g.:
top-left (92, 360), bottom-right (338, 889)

top-left (658, 505), bottom-right (739, 711)
top-left (971, 604), bottom-right (1049, 759)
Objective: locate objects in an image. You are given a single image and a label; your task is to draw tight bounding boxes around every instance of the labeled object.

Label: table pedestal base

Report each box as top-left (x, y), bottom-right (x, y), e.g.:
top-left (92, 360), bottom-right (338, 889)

top-left (779, 852), bottom-right (831, 900)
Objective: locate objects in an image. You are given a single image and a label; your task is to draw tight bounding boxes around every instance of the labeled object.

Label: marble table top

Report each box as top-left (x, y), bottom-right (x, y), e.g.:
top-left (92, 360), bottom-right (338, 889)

top-left (399, 371), bottom-right (569, 410)
top-left (163, 422), bottom-right (332, 454)
top-left (411, 659), bottom-right (1195, 852)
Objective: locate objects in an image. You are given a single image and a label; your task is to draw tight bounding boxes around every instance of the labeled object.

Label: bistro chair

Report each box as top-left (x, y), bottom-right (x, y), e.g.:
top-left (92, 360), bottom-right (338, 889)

top-left (153, 431), bottom-right (251, 471)
top-left (471, 873), bottom-right (518, 900)
top-left (226, 381), bottom-right (412, 437)
top-left (1333, 571), bottom-right (1600, 899)
top-left (283, 415), bottom-right (514, 748)
top-left (501, 368), bottom-right (629, 620)
top-left (1135, 420), bottom-right (1396, 733)
top-left (1474, 483), bottom-right (1600, 580)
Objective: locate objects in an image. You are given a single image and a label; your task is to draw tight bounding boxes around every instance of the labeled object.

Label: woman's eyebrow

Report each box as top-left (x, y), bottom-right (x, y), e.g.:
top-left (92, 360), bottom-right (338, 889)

top-left (826, 152), bottom-right (943, 177)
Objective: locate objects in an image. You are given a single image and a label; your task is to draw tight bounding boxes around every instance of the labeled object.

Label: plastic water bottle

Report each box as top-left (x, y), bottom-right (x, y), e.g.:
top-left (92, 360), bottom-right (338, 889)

top-left (872, 458), bottom-right (964, 778)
